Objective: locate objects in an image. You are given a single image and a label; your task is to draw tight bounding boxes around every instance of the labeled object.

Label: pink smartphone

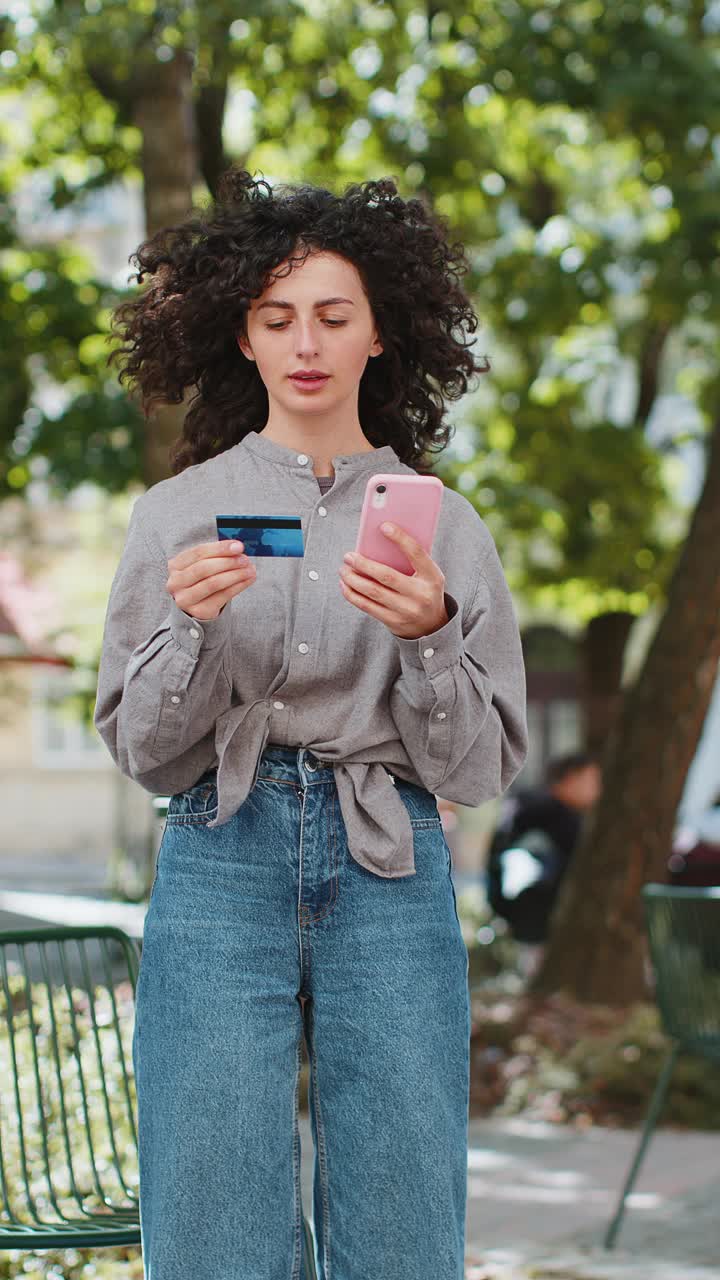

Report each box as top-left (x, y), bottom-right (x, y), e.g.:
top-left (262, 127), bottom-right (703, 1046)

top-left (355, 473), bottom-right (444, 575)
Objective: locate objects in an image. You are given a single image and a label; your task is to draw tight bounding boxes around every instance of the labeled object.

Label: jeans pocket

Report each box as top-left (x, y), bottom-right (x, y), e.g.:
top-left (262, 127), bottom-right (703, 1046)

top-left (166, 768), bottom-right (219, 825)
top-left (393, 777), bottom-right (443, 829)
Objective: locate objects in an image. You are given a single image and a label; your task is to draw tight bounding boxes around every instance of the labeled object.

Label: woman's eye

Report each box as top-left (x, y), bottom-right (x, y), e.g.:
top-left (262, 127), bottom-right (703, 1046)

top-left (264, 319), bottom-right (347, 330)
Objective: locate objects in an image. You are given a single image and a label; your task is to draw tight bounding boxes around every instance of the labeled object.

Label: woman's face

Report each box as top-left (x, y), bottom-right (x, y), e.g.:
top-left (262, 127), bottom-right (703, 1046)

top-left (237, 249), bottom-right (383, 416)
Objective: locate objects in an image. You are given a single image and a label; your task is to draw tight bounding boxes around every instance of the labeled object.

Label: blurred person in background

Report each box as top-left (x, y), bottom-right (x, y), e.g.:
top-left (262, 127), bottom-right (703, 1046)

top-left (668, 788), bottom-right (720, 886)
top-left (486, 752), bottom-right (602, 977)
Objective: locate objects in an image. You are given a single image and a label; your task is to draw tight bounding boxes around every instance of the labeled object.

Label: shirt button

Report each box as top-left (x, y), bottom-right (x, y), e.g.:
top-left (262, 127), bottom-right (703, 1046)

top-left (436, 711), bottom-right (446, 720)
top-left (318, 506), bottom-right (327, 517)
top-left (297, 453), bottom-right (309, 465)
top-left (423, 647), bottom-right (435, 658)
top-left (308, 570), bottom-right (319, 581)
top-left (189, 628), bottom-right (200, 639)
top-left (273, 700), bottom-right (285, 710)
top-left (170, 695), bottom-right (181, 705)
top-left (298, 643), bottom-right (309, 654)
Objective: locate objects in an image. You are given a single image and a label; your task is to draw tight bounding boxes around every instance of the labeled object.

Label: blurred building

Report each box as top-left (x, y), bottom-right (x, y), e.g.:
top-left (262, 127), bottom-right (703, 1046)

top-left (0, 534), bottom-right (153, 893)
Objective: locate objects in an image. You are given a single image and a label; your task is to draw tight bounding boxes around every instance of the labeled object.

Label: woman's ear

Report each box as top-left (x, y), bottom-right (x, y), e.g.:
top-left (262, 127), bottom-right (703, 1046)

top-left (370, 332), bottom-right (383, 358)
top-left (237, 333), bottom-right (255, 362)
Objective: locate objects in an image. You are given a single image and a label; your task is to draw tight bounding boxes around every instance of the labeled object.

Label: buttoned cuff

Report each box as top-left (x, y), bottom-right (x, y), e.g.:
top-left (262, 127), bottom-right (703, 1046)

top-left (169, 598), bottom-right (234, 656)
top-left (392, 592), bottom-right (463, 673)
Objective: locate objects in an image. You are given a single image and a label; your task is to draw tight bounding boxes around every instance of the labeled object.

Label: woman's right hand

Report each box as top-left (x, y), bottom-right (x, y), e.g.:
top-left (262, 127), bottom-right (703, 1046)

top-left (166, 541), bottom-right (257, 620)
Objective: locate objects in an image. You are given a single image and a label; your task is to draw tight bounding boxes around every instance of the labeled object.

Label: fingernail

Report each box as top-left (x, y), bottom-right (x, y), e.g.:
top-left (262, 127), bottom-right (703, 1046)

top-left (228, 541), bottom-right (244, 552)
top-left (381, 522), bottom-right (393, 534)
top-left (344, 552), bottom-right (356, 564)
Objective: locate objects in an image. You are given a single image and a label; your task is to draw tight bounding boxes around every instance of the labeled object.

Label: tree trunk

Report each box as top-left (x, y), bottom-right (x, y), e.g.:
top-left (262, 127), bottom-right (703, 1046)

top-left (195, 81), bottom-right (230, 198)
top-left (133, 50), bottom-right (199, 487)
top-left (533, 417), bottom-right (720, 1005)
top-left (133, 49), bottom-right (198, 238)
top-left (580, 611), bottom-right (635, 759)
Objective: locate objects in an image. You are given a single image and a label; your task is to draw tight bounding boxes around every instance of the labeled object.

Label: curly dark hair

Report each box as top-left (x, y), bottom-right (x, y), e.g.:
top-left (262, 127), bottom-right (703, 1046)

top-left (109, 168), bottom-right (490, 475)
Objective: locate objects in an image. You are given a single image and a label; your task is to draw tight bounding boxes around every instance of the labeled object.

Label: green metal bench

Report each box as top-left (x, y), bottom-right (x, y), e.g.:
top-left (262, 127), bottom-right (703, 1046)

top-left (0, 923), bottom-right (318, 1276)
top-left (604, 884), bottom-right (720, 1249)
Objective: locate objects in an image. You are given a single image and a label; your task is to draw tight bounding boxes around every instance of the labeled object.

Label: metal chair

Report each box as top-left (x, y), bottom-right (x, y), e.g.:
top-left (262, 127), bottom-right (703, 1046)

top-left (0, 924), bottom-right (318, 1276)
top-left (604, 884), bottom-right (720, 1248)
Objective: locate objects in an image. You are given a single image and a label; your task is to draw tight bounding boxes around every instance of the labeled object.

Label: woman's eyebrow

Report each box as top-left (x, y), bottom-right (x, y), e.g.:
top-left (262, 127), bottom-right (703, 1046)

top-left (256, 297), bottom-right (355, 311)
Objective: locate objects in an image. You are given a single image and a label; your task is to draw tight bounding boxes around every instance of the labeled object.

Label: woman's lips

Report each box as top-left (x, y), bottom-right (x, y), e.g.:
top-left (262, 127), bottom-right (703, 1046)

top-left (289, 374), bottom-right (330, 391)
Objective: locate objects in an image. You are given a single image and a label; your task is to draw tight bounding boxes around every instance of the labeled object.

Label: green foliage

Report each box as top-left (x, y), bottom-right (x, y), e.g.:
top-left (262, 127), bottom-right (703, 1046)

top-left (0, 207), bottom-right (144, 497)
top-left (0, 1249), bottom-right (142, 1279)
top-left (258, 0), bottom-right (719, 612)
top-left (2, 0), bottom-right (720, 621)
top-left (435, 415), bottom-right (672, 614)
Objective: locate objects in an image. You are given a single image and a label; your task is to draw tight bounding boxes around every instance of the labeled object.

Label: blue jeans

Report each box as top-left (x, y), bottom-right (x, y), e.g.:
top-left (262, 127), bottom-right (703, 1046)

top-left (133, 744), bottom-right (470, 1279)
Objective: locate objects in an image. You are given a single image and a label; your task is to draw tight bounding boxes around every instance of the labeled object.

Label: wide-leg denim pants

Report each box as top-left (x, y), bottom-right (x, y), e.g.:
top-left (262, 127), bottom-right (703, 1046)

top-left (132, 744), bottom-right (470, 1279)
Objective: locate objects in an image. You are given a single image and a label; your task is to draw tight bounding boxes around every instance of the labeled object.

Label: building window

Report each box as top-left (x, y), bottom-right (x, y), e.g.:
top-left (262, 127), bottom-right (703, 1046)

top-left (548, 698), bottom-right (582, 758)
top-left (519, 626), bottom-right (583, 788)
top-left (32, 668), bottom-right (108, 769)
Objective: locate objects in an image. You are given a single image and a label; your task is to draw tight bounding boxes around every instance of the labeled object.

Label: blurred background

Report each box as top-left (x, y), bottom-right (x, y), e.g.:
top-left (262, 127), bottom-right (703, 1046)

top-left (2, 3), bottom-right (720, 1272)
top-left (2, 0), bottom-right (718, 910)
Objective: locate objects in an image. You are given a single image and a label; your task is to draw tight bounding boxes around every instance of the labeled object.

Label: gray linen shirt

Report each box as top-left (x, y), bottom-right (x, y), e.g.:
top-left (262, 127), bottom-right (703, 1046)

top-left (94, 429), bottom-right (528, 878)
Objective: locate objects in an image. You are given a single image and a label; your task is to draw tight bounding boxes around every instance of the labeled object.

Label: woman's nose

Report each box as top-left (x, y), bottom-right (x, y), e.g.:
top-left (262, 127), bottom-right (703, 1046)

top-left (295, 319), bottom-right (320, 356)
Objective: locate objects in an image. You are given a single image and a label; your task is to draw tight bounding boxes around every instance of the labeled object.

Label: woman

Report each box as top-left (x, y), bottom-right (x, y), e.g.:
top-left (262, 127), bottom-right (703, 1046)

top-left (95, 168), bottom-right (528, 1280)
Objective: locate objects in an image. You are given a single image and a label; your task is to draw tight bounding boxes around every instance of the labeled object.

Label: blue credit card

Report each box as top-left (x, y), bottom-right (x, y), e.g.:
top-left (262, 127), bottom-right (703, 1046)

top-left (216, 515), bottom-right (304, 557)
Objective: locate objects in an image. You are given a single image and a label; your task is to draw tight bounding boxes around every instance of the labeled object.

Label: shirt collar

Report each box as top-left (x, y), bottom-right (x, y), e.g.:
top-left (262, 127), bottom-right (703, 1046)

top-left (241, 429), bottom-right (401, 473)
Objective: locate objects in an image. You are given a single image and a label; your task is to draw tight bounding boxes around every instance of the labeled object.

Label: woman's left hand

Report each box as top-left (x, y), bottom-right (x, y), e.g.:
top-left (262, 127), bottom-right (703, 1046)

top-left (339, 521), bottom-right (449, 640)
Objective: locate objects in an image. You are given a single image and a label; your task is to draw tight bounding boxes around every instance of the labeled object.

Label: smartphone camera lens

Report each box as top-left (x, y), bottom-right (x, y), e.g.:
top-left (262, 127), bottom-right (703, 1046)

top-left (376, 484), bottom-right (386, 494)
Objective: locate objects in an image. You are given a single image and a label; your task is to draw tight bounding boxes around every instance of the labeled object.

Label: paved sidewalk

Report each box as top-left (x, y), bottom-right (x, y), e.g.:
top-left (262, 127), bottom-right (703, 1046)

top-left (0, 853), bottom-right (115, 894)
top-left (0, 886), bottom-right (146, 937)
top-left (461, 1116), bottom-right (720, 1278)
top-left (297, 1116), bottom-right (720, 1279)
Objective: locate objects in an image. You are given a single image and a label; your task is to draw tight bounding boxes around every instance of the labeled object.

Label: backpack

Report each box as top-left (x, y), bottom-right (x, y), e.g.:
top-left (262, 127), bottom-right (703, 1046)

top-left (486, 823), bottom-right (564, 943)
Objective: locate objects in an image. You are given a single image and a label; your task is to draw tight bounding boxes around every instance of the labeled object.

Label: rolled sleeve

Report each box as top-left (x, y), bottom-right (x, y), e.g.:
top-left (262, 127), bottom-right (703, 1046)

top-left (168, 597), bottom-right (234, 655)
top-left (389, 550), bottom-right (527, 802)
top-left (391, 591), bottom-right (463, 672)
top-left (94, 500), bottom-right (234, 782)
